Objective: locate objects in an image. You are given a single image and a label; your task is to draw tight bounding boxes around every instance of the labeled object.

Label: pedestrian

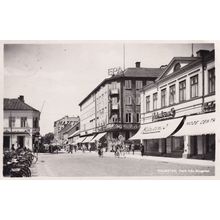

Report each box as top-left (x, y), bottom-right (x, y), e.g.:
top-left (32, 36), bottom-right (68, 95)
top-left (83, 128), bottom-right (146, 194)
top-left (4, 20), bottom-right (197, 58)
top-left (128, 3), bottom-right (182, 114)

top-left (140, 143), bottom-right (144, 156)
top-left (98, 142), bottom-right (103, 157)
top-left (11, 144), bottom-right (15, 151)
top-left (131, 142), bottom-right (135, 155)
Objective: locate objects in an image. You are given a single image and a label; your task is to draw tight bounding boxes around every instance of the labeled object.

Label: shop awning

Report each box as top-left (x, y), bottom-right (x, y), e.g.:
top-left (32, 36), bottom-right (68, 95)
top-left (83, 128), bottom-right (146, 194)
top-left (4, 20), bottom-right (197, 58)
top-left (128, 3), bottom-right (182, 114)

top-left (81, 135), bottom-right (95, 143)
top-left (173, 112), bottom-right (215, 136)
top-left (130, 117), bottom-right (184, 140)
top-left (75, 137), bottom-right (86, 144)
top-left (68, 130), bottom-right (80, 139)
top-left (90, 132), bottom-right (107, 143)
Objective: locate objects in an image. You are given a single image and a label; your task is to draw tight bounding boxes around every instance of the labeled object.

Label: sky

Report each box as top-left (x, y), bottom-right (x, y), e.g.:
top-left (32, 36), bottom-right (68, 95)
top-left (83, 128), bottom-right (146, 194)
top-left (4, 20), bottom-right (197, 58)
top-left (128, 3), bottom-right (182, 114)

top-left (4, 42), bottom-right (214, 135)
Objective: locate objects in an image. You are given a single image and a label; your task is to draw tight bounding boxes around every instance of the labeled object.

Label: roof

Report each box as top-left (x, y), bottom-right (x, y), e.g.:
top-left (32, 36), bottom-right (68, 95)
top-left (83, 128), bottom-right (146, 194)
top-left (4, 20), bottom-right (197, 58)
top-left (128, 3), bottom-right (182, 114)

top-left (79, 67), bottom-right (162, 106)
top-left (4, 98), bottom-right (40, 112)
top-left (156, 57), bottom-right (198, 81)
top-left (123, 67), bottom-right (162, 78)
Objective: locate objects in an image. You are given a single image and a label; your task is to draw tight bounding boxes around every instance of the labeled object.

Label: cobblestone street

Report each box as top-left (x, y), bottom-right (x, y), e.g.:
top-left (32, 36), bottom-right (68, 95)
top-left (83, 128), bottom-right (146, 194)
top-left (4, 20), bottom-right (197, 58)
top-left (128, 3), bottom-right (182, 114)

top-left (31, 151), bottom-right (215, 177)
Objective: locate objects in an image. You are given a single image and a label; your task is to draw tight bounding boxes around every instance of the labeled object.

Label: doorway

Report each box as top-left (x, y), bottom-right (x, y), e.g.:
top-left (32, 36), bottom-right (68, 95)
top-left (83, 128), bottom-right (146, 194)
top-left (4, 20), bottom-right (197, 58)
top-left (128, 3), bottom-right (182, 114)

top-left (3, 136), bottom-right (10, 149)
top-left (17, 136), bottom-right (25, 148)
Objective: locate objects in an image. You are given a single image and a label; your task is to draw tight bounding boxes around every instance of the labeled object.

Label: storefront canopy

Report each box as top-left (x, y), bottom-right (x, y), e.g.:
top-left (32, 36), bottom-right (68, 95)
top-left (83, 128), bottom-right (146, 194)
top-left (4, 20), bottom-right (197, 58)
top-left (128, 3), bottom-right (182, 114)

top-left (82, 135), bottom-right (95, 143)
top-left (173, 112), bottom-right (215, 136)
top-left (130, 117), bottom-right (184, 140)
top-left (90, 132), bottom-right (107, 143)
top-left (68, 130), bottom-right (80, 139)
top-left (75, 137), bottom-right (86, 144)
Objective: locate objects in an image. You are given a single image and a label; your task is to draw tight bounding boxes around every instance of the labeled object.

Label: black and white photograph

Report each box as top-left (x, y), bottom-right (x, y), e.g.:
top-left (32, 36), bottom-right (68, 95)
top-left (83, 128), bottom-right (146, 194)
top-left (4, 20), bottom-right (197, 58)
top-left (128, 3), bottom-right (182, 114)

top-left (2, 42), bottom-right (216, 178)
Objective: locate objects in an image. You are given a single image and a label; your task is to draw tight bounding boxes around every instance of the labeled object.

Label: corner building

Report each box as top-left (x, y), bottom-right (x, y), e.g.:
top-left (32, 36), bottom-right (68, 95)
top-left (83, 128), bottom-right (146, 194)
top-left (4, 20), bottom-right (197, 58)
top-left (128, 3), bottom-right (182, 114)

top-left (79, 62), bottom-right (163, 150)
top-left (131, 50), bottom-right (215, 160)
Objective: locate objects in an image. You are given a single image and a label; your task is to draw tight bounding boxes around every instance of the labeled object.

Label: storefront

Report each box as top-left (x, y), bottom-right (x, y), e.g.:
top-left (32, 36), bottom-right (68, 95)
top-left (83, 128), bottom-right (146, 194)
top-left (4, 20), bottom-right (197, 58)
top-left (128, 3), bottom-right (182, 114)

top-left (173, 112), bottom-right (215, 160)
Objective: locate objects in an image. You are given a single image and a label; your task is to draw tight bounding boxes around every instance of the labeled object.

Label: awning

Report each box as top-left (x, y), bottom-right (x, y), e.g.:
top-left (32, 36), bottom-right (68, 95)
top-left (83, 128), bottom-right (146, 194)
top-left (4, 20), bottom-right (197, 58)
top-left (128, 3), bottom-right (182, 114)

top-left (130, 117), bottom-right (184, 140)
top-left (81, 135), bottom-right (95, 143)
top-left (90, 132), bottom-right (107, 143)
top-left (68, 130), bottom-right (80, 139)
top-left (75, 137), bottom-right (86, 144)
top-left (173, 112), bottom-right (215, 136)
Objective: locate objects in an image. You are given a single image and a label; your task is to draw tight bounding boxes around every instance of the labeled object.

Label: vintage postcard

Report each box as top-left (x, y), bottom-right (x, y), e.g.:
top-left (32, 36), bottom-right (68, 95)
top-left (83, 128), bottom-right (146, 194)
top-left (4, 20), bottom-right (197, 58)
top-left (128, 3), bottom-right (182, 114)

top-left (1, 41), bottom-right (218, 179)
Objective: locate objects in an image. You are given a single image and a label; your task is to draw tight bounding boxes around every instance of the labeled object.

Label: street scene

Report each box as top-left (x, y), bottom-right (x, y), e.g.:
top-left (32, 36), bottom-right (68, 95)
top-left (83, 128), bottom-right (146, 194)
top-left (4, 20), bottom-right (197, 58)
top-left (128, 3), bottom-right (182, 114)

top-left (3, 42), bottom-right (216, 178)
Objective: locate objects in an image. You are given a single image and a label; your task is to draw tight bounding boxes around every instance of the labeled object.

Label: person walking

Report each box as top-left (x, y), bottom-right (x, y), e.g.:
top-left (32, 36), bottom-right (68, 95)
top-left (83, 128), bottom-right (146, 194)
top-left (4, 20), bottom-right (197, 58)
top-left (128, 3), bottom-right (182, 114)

top-left (140, 143), bottom-right (144, 156)
top-left (131, 142), bottom-right (135, 155)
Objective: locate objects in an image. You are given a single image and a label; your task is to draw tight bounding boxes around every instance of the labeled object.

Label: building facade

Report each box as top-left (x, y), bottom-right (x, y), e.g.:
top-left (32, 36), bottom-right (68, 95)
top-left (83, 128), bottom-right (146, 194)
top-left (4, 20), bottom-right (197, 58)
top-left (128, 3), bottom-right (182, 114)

top-left (3, 96), bottom-right (40, 150)
top-left (79, 62), bottom-right (163, 149)
top-left (53, 115), bottom-right (79, 144)
top-left (131, 50), bottom-right (215, 160)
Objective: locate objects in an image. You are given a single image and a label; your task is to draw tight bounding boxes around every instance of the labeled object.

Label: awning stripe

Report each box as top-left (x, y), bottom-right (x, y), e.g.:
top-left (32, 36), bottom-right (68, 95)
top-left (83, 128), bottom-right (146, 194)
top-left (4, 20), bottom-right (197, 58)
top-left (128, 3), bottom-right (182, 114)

top-left (90, 132), bottom-right (107, 143)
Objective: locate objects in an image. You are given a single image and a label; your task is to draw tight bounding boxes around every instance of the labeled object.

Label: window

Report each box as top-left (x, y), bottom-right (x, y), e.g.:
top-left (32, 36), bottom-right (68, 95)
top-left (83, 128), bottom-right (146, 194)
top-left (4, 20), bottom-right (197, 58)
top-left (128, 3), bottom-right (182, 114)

top-left (136, 113), bottom-right (140, 123)
top-left (161, 89), bottom-right (166, 107)
top-left (179, 80), bottom-right (186, 102)
top-left (146, 96), bottom-right (150, 112)
top-left (21, 117), bottom-right (27, 128)
top-left (136, 96), bottom-right (141, 105)
top-left (111, 82), bottom-right (117, 89)
top-left (112, 97), bottom-right (118, 105)
top-left (174, 63), bottom-right (181, 72)
top-left (136, 80), bottom-right (143, 90)
top-left (125, 80), bottom-right (132, 89)
top-left (190, 75), bottom-right (198, 98)
top-left (126, 96), bottom-right (132, 105)
top-left (169, 84), bottom-right (176, 105)
top-left (153, 93), bottom-right (158, 110)
top-left (33, 117), bottom-right (39, 128)
top-left (208, 68), bottom-right (215, 94)
top-left (125, 113), bottom-right (132, 123)
top-left (9, 117), bottom-right (15, 128)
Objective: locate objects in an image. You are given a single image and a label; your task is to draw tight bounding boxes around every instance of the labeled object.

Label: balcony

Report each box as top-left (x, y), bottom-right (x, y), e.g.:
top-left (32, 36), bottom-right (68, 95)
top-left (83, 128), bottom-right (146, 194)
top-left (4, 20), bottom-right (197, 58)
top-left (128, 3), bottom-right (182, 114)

top-left (110, 88), bottom-right (119, 96)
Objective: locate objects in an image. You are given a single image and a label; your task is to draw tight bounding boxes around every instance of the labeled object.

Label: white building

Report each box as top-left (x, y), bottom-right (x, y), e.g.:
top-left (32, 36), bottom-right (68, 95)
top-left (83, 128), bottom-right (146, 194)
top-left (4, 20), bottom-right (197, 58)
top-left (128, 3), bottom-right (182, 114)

top-left (3, 96), bottom-right (40, 150)
top-left (131, 50), bottom-right (215, 160)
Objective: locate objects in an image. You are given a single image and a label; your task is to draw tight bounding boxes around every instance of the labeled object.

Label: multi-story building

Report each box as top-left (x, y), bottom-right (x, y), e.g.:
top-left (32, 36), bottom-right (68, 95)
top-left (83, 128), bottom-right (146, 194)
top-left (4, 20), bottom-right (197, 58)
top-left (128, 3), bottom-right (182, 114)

top-left (3, 95), bottom-right (40, 150)
top-left (131, 50), bottom-right (215, 160)
top-left (54, 115), bottom-right (79, 144)
top-left (79, 62), bottom-right (163, 149)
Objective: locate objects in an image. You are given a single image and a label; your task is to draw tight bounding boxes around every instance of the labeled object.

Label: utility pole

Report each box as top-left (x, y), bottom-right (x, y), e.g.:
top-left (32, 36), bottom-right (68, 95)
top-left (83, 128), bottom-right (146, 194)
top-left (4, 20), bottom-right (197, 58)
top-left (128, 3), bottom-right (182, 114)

top-left (123, 43), bottom-right (125, 71)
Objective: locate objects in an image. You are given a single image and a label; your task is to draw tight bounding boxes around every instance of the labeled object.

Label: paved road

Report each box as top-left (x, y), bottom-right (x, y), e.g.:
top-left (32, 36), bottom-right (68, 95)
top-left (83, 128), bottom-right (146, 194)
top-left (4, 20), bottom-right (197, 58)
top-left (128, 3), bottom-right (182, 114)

top-left (31, 151), bottom-right (215, 177)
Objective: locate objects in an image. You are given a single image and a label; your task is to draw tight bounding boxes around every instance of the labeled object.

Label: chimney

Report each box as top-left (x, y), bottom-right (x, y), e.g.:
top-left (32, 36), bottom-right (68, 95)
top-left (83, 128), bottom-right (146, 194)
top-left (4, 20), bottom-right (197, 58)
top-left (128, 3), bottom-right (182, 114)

top-left (18, 95), bottom-right (24, 102)
top-left (196, 50), bottom-right (210, 58)
top-left (135, 61), bottom-right (141, 68)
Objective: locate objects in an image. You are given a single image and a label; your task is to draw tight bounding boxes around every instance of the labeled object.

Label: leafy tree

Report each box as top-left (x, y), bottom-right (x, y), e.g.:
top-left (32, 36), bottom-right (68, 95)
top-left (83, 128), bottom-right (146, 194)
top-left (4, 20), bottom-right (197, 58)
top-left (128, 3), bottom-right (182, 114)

top-left (42, 132), bottom-right (54, 144)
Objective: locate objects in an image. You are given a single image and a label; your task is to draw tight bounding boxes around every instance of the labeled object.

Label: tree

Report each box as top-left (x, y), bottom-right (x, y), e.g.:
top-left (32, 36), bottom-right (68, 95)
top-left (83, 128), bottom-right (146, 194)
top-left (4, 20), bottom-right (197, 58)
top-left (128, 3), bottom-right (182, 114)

top-left (42, 132), bottom-right (54, 144)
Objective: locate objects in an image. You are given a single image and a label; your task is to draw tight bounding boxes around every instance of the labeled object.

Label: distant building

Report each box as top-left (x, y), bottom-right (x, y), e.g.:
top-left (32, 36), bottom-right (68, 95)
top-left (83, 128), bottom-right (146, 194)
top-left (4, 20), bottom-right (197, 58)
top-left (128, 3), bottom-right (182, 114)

top-left (53, 115), bottom-right (79, 144)
top-left (3, 95), bottom-right (40, 150)
top-left (131, 50), bottom-right (215, 160)
top-left (79, 62), bottom-right (163, 150)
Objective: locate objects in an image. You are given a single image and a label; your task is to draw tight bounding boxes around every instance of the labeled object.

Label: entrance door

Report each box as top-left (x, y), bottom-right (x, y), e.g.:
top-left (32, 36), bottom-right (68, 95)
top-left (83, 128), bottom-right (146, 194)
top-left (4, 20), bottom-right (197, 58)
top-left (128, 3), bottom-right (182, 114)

top-left (191, 136), bottom-right (198, 156)
top-left (17, 136), bottom-right (25, 148)
top-left (3, 136), bottom-right (10, 149)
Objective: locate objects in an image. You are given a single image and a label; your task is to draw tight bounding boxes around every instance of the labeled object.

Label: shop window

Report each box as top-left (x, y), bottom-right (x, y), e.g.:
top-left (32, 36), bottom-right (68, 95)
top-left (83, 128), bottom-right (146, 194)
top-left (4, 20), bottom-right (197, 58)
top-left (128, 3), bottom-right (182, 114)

top-left (169, 84), bottom-right (176, 105)
top-left (136, 113), bottom-right (140, 123)
top-left (146, 96), bottom-right (150, 112)
top-left (153, 93), bottom-right (158, 110)
top-left (161, 89), bottom-right (166, 107)
top-left (179, 80), bottom-right (186, 102)
top-left (190, 75), bottom-right (198, 98)
top-left (208, 68), bottom-right (215, 94)
top-left (125, 80), bottom-right (132, 89)
top-left (125, 113), bottom-right (132, 123)
top-left (136, 80), bottom-right (143, 90)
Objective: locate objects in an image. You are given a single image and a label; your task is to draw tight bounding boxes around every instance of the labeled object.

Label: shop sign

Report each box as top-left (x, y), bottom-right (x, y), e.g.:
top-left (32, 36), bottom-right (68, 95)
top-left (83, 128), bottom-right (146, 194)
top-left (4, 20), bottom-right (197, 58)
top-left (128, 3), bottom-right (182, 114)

top-left (202, 101), bottom-right (215, 113)
top-left (106, 123), bottom-right (122, 130)
top-left (152, 108), bottom-right (175, 121)
top-left (141, 125), bottom-right (166, 134)
top-left (108, 67), bottom-right (122, 76)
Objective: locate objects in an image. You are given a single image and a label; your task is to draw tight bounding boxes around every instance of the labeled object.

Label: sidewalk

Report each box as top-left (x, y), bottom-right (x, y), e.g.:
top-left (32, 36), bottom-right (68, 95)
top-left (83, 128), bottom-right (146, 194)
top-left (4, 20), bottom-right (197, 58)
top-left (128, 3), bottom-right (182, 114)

top-left (101, 151), bottom-right (215, 167)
